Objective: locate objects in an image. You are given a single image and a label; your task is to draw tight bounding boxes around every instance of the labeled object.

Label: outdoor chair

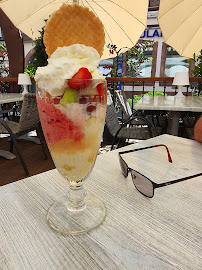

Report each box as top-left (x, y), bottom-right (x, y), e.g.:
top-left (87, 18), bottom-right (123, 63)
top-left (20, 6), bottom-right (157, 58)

top-left (106, 91), bottom-right (162, 150)
top-left (0, 93), bottom-right (47, 176)
top-left (0, 103), bottom-right (16, 120)
top-left (115, 90), bottom-right (135, 120)
top-left (115, 89), bottom-right (168, 131)
top-left (182, 112), bottom-right (201, 139)
top-left (115, 89), bottom-right (153, 125)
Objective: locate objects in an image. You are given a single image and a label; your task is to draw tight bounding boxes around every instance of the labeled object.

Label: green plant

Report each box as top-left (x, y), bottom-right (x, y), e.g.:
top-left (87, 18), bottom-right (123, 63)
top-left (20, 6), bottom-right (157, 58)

top-left (191, 49), bottom-right (202, 94)
top-left (24, 63), bottom-right (38, 78)
top-left (127, 95), bottom-right (143, 107)
top-left (25, 22), bottom-right (48, 78)
top-left (33, 24), bottom-right (48, 68)
top-left (0, 43), bottom-right (9, 92)
top-left (146, 90), bottom-right (167, 97)
top-left (126, 41), bottom-right (155, 76)
top-left (104, 40), bottom-right (155, 77)
top-left (127, 91), bottom-right (167, 107)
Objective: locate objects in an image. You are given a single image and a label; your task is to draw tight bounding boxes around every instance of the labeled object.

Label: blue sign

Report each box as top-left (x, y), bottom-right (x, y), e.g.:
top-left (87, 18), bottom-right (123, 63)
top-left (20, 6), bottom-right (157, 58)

top-left (140, 29), bottom-right (162, 39)
top-left (117, 54), bottom-right (122, 90)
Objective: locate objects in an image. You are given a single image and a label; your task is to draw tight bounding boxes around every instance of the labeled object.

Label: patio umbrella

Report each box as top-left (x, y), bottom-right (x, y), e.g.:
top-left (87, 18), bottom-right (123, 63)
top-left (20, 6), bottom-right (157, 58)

top-left (0, 0), bottom-right (148, 60)
top-left (158, 0), bottom-right (202, 59)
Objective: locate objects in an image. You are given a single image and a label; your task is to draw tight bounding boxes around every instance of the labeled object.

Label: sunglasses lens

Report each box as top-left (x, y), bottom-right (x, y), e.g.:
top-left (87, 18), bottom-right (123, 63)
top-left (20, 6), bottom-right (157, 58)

top-left (131, 170), bottom-right (154, 198)
top-left (119, 156), bottom-right (128, 177)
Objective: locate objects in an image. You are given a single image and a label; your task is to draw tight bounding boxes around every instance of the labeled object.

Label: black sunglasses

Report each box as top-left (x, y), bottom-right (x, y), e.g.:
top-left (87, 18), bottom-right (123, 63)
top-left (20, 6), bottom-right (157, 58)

top-left (119, 144), bottom-right (202, 198)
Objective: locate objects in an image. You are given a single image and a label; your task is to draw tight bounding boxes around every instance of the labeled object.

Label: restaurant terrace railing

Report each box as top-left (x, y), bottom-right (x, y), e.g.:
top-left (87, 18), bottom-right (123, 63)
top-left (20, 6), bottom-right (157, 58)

top-left (106, 77), bottom-right (202, 111)
top-left (0, 77), bottom-right (19, 93)
top-left (1, 76), bottom-right (202, 95)
top-left (1, 77), bottom-right (202, 133)
top-left (0, 77), bottom-right (37, 94)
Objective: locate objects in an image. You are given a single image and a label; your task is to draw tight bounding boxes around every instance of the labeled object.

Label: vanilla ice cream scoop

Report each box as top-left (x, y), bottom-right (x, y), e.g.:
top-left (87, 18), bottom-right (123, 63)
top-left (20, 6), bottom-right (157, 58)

top-left (34, 44), bottom-right (104, 97)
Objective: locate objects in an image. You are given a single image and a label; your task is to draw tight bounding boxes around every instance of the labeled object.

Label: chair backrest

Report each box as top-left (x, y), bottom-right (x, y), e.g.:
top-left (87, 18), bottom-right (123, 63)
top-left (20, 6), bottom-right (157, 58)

top-left (107, 90), bottom-right (113, 105)
top-left (106, 91), bottom-right (121, 137)
top-left (18, 93), bottom-right (39, 133)
top-left (115, 90), bottom-right (133, 119)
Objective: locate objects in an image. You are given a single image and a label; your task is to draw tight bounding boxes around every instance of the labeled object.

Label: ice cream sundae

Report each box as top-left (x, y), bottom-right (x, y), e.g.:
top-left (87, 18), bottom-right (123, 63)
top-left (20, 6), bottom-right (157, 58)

top-left (35, 44), bottom-right (106, 183)
top-left (34, 3), bottom-right (107, 234)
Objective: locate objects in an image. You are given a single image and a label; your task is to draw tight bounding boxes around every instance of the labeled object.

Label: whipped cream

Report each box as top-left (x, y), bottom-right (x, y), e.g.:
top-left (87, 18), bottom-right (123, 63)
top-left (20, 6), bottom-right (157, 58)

top-left (34, 44), bottom-right (104, 97)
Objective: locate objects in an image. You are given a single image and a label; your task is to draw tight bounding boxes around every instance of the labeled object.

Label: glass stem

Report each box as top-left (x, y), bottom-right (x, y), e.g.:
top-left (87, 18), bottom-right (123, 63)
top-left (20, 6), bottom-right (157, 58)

top-left (67, 183), bottom-right (86, 211)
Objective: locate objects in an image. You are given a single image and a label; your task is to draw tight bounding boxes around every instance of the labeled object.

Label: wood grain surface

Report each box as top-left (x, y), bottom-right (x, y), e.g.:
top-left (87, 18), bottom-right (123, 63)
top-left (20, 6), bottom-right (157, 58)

top-left (0, 134), bottom-right (202, 270)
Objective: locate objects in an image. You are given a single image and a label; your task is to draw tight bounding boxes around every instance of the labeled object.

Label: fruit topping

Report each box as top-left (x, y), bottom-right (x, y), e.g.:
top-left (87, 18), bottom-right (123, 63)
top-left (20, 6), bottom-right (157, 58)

top-left (68, 67), bottom-right (92, 90)
top-left (44, 91), bottom-right (61, 104)
top-left (79, 97), bottom-right (89, 104)
top-left (37, 97), bottom-right (84, 144)
top-left (87, 104), bottom-right (96, 114)
top-left (92, 83), bottom-right (106, 103)
top-left (97, 83), bottom-right (103, 96)
top-left (60, 87), bottom-right (79, 106)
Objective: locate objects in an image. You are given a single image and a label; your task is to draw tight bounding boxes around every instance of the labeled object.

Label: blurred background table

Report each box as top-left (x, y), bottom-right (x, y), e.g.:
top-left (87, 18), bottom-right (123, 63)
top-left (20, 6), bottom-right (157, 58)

top-left (135, 95), bottom-right (202, 135)
top-left (0, 93), bottom-right (24, 159)
top-left (0, 92), bottom-right (23, 104)
top-left (0, 134), bottom-right (202, 269)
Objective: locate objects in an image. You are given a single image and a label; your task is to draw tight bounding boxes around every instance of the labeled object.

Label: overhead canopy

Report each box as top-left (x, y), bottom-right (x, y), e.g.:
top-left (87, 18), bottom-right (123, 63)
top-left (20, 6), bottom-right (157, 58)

top-left (158, 0), bottom-right (202, 59)
top-left (0, 0), bottom-right (149, 60)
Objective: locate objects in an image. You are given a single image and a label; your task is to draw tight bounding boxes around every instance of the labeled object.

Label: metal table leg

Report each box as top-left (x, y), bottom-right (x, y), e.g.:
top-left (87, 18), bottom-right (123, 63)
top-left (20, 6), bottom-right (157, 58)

top-left (167, 111), bottom-right (180, 136)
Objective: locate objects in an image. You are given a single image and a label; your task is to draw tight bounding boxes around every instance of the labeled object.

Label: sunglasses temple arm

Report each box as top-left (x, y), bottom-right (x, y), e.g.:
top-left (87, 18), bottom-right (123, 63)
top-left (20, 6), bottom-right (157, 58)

top-left (119, 144), bottom-right (172, 163)
top-left (154, 172), bottom-right (202, 188)
top-left (119, 145), bottom-right (158, 155)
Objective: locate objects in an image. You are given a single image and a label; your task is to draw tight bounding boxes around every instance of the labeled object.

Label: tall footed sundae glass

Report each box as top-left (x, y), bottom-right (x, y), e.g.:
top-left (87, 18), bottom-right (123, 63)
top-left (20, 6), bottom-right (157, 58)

top-left (35, 1), bottom-right (107, 234)
top-left (36, 77), bottom-right (107, 235)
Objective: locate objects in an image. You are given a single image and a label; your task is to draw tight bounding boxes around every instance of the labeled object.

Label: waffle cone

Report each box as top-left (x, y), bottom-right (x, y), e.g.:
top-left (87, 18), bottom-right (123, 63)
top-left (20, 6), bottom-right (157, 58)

top-left (43, 3), bottom-right (105, 57)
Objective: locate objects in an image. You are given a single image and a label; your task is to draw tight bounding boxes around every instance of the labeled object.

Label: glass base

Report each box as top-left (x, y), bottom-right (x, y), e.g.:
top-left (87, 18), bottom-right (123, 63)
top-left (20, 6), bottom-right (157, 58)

top-left (47, 195), bottom-right (107, 235)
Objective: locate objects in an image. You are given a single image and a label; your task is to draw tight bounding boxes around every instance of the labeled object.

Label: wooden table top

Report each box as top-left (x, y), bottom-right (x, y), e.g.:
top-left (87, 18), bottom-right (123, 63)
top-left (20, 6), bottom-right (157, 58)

top-left (135, 95), bottom-right (202, 112)
top-left (0, 134), bottom-right (202, 269)
top-left (0, 93), bottom-right (23, 104)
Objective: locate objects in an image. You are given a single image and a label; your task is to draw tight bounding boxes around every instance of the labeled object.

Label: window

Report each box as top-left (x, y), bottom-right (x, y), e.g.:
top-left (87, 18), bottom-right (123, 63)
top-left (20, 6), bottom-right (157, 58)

top-left (99, 59), bottom-right (113, 77)
top-left (164, 47), bottom-right (189, 77)
top-left (160, 43), bottom-right (194, 78)
top-left (0, 27), bottom-right (3, 41)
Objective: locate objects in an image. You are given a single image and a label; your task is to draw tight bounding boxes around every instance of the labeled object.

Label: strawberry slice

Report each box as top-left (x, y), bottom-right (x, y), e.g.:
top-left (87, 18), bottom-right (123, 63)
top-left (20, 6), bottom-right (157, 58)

top-left (68, 67), bottom-right (92, 90)
top-left (97, 83), bottom-right (103, 96)
top-left (92, 83), bottom-right (107, 102)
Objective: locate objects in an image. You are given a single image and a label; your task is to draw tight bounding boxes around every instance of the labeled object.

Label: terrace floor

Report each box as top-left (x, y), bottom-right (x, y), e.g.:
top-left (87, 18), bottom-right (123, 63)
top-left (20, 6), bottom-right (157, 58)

top-left (0, 136), bottom-right (55, 186)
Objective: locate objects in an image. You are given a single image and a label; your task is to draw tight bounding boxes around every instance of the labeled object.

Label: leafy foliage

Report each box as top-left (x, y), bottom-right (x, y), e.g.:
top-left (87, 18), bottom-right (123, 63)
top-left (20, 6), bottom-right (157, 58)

top-left (146, 90), bottom-right (166, 97)
top-left (191, 50), bottom-right (202, 94)
top-left (25, 23), bottom-right (48, 78)
top-left (24, 63), bottom-right (38, 78)
top-left (33, 25), bottom-right (48, 68)
top-left (127, 95), bottom-right (143, 106)
top-left (127, 91), bottom-right (167, 107)
top-left (104, 40), bottom-right (155, 77)
top-left (0, 43), bottom-right (9, 92)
